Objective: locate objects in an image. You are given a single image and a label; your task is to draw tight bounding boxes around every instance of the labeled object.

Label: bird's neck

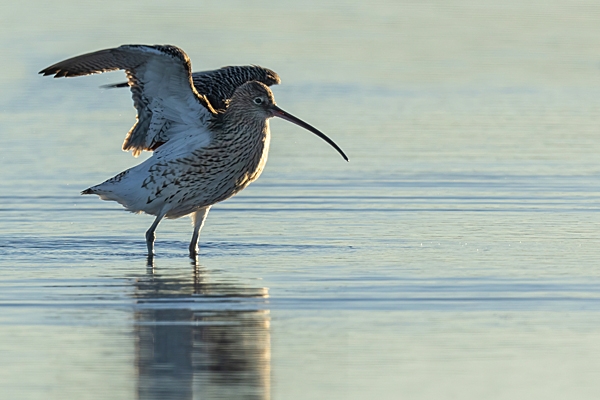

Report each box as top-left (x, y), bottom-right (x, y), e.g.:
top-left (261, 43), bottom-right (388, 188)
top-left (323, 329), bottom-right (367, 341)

top-left (207, 109), bottom-right (271, 190)
top-left (214, 107), bottom-right (268, 144)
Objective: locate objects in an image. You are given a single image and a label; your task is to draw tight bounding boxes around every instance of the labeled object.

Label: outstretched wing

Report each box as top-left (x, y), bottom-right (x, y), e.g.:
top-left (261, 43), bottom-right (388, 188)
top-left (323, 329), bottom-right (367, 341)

top-left (40, 44), bottom-right (216, 156)
top-left (192, 66), bottom-right (280, 110)
top-left (103, 65), bottom-right (281, 111)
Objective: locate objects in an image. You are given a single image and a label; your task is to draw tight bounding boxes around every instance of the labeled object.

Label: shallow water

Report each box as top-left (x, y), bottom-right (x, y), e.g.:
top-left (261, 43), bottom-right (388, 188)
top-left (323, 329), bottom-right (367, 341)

top-left (3, 1), bottom-right (600, 399)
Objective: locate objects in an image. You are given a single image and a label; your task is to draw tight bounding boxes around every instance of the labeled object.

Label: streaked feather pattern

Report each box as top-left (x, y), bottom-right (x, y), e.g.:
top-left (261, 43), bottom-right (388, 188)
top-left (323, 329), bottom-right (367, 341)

top-left (40, 45), bottom-right (280, 156)
top-left (41, 44), bottom-right (346, 257)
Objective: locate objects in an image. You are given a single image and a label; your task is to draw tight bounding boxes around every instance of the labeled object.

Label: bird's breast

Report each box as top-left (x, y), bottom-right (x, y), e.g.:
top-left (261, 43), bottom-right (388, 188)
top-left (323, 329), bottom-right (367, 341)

top-left (186, 123), bottom-right (271, 206)
top-left (145, 121), bottom-right (272, 217)
top-left (234, 126), bottom-right (271, 189)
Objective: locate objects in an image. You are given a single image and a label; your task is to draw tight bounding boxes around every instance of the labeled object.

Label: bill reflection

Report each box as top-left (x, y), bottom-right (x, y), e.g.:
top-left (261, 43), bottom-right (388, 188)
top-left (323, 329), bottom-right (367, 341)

top-left (132, 265), bottom-right (270, 400)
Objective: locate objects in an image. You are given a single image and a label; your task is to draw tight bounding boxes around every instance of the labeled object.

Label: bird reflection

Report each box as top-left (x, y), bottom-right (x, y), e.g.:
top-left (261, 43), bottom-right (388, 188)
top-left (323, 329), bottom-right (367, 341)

top-left (133, 260), bottom-right (270, 400)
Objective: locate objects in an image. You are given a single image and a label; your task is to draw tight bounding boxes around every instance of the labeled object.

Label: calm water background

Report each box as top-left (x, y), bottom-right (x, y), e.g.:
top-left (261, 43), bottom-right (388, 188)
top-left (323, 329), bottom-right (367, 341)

top-left (3, 1), bottom-right (600, 399)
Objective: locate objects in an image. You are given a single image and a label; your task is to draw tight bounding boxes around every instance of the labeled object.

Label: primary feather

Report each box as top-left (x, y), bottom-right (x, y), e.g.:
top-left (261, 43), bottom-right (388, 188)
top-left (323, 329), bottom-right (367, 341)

top-left (40, 45), bottom-right (280, 156)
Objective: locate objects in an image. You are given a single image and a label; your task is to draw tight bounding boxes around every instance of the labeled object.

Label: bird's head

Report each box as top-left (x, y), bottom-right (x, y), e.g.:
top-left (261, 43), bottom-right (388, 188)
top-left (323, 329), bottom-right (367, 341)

top-left (230, 81), bottom-right (277, 118)
top-left (229, 81), bottom-right (348, 161)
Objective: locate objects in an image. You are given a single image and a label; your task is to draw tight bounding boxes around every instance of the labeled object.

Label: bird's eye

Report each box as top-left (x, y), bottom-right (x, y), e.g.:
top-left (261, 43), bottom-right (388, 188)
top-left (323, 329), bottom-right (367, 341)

top-left (253, 97), bottom-right (263, 105)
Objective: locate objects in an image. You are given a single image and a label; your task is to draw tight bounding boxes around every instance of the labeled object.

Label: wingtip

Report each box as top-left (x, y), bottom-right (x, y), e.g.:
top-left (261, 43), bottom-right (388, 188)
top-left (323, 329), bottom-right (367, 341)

top-left (39, 67), bottom-right (68, 78)
top-left (249, 64), bottom-right (281, 86)
top-left (265, 68), bottom-right (281, 86)
top-left (273, 74), bottom-right (282, 85)
top-left (38, 68), bottom-right (53, 76)
top-left (81, 188), bottom-right (94, 195)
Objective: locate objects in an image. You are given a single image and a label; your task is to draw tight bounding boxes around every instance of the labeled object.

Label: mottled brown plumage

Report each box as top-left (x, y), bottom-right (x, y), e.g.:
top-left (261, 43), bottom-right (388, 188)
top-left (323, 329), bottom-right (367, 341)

top-left (41, 44), bottom-right (348, 258)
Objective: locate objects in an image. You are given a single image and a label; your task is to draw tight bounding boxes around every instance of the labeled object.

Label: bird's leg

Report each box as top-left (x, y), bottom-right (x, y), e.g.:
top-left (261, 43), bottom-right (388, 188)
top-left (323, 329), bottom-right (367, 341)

top-left (189, 206), bottom-right (211, 258)
top-left (145, 213), bottom-right (165, 257)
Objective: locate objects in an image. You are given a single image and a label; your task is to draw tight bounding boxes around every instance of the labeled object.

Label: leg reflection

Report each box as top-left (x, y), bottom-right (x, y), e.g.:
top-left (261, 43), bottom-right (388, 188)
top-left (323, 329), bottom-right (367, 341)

top-left (133, 263), bottom-right (270, 400)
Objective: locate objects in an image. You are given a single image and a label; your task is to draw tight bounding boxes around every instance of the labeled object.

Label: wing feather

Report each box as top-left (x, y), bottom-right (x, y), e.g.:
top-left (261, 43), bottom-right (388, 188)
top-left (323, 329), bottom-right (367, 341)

top-left (191, 65), bottom-right (280, 110)
top-left (40, 44), bottom-right (216, 156)
top-left (102, 65), bottom-right (281, 111)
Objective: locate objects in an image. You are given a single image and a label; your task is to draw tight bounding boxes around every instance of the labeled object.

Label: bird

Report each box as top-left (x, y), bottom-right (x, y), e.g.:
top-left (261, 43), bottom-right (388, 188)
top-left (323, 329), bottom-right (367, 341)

top-left (40, 44), bottom-right (348, 258)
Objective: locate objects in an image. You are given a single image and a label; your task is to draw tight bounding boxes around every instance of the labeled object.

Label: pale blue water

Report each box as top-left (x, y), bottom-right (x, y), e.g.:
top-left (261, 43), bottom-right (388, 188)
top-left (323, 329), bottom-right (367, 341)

top-left (3, 1), bottom-right (600, 399)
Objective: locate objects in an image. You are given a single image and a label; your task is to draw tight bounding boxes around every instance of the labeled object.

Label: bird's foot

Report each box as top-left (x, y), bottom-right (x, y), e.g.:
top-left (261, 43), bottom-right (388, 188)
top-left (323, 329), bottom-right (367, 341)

top-left (188, 240), bottom-right (199, 259)
top-left (145, 231), bottom-right (156, 257)
top-left (146, 253), bottom-right (155, 268)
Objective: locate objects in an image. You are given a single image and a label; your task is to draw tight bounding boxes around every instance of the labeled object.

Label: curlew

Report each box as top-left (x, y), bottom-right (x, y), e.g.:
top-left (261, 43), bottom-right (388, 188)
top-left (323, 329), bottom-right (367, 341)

top-left (40, 44), bottom-right (348, 258)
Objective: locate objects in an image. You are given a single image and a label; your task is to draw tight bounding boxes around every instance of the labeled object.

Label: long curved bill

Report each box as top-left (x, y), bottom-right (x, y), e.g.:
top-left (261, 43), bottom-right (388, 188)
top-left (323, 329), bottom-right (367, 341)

top-left (270, 105), bottom-right (349, 162)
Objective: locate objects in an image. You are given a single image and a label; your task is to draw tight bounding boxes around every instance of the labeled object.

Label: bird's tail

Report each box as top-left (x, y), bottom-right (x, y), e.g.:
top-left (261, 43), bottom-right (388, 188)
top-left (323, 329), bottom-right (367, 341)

top-left (81, 188), bottom-right (95, 195)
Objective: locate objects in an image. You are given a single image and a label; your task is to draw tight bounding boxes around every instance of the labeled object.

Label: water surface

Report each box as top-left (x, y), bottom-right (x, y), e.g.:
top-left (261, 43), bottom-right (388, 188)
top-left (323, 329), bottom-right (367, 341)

top-left (3, 1), bottom-right (600, 399)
